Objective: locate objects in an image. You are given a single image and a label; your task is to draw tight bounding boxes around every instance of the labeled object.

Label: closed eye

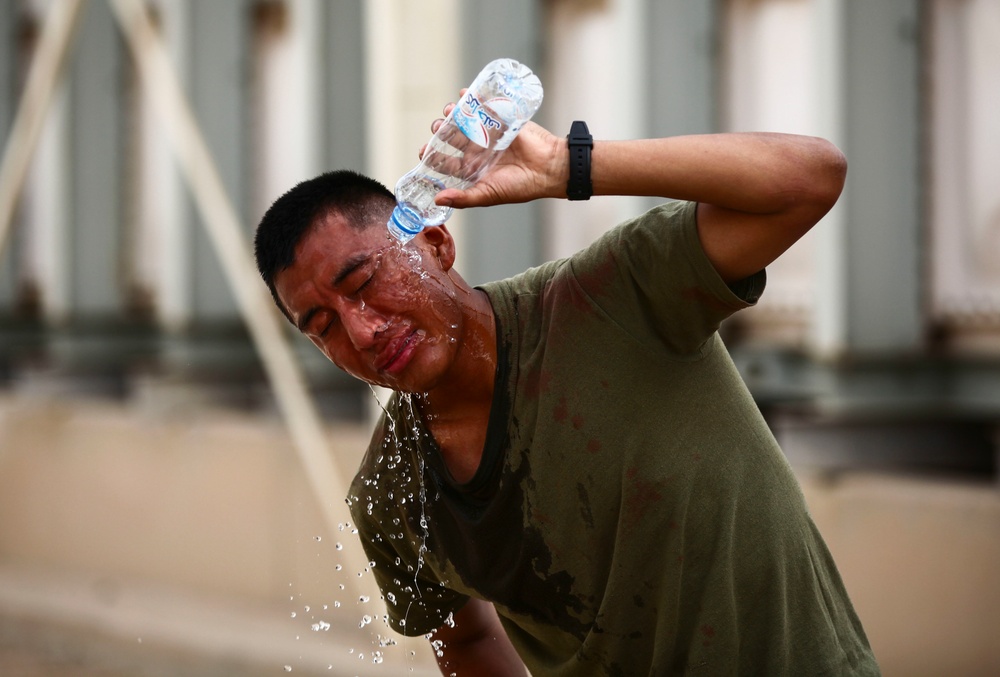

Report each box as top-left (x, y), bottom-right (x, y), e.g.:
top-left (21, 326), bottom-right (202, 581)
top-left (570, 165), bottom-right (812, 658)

top-left (318, 315), bottom-right (337, 337)
top-left (352, 254), bottom-right (382, 296)
top-left (355, 274), bottom-right (375, 295)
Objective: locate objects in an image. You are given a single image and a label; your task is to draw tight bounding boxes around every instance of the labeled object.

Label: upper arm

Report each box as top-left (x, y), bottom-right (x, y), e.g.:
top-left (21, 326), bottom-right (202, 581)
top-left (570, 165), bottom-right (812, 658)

top-left (695, 140), bottom-right (847, 284)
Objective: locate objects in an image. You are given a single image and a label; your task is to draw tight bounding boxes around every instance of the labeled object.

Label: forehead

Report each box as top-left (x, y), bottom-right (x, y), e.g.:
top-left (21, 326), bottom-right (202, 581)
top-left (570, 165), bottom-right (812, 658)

top-left (300, 210), bottom-right (389, 261)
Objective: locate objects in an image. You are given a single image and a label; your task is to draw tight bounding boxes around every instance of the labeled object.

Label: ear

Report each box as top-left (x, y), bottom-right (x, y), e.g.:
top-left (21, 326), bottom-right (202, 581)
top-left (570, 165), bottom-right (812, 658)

top-left (419, 225), bottom-right (457, 271)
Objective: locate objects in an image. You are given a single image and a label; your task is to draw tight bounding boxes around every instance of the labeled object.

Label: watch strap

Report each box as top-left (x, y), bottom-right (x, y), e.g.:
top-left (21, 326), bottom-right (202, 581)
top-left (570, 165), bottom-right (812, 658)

top-left (566, 120), bottom-right (593, 201)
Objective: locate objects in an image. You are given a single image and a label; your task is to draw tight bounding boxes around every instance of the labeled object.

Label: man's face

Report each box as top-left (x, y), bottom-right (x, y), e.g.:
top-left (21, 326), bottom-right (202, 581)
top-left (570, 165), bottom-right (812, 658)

top-left (274, 212), bottom-right (465, 393)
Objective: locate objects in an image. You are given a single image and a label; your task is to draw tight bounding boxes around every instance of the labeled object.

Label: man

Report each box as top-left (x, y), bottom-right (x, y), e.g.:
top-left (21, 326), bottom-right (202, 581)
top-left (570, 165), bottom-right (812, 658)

top-left (254, 102), bottom-right (880, 675)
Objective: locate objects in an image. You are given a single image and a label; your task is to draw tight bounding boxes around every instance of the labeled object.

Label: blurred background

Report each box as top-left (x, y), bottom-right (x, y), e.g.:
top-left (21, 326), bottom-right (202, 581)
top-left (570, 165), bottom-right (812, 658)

top-left (0, 0), bottom-right (998, 675)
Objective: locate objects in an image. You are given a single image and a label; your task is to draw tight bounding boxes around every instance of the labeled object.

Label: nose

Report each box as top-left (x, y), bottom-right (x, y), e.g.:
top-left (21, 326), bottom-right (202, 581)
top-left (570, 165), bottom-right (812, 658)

top-left (339, 302), bottom-right (388, 351)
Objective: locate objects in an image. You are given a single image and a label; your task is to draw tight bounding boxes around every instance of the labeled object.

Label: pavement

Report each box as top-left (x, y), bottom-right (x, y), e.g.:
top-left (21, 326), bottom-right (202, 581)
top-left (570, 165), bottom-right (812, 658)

top-left (0, 564), bottom-right (439, 677)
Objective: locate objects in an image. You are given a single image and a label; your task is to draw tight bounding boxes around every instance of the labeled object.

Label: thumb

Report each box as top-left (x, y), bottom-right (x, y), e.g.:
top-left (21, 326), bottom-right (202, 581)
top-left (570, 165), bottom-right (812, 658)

top-left (435, 187), bottom-right (470, 209)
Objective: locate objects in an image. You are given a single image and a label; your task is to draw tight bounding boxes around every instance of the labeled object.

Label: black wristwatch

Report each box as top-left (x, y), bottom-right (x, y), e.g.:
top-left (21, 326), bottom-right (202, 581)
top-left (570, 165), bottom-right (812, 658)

top-left (566, 120), bottom-right (593, 201)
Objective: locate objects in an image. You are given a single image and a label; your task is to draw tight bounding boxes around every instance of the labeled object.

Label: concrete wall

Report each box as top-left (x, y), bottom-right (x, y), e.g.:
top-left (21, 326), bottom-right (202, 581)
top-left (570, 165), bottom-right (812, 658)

top-left (0, 393), bottom-right (437, 675)
top-left (800, 472), bottom-right (1000, 677)
top-left (0, 393), bottom-right (998, 675)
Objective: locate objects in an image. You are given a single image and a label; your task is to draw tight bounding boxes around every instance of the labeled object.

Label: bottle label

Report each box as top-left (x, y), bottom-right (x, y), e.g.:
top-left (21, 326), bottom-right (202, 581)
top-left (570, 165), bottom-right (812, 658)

top-left (453, 90), bottom-right (510, 149)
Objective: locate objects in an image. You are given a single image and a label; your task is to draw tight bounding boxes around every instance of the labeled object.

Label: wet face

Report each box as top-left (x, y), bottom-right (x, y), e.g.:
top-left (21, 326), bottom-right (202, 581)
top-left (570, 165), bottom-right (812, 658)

top-left (273, 211), bottom-right (467, 393)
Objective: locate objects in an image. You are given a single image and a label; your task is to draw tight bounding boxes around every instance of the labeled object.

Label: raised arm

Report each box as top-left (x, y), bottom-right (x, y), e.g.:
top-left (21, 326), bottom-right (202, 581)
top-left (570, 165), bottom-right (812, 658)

top-left (433, 118), bottom-right (846, 284)
top-left (593, 133), bottom-right (846, 282)
top-left (430, 598), bottom-right (526, 676)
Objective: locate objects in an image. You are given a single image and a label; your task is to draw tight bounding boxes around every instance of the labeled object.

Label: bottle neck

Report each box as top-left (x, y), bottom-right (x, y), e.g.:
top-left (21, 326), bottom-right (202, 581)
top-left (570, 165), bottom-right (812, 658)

top-left (387, 205), bottom-right (422, 244)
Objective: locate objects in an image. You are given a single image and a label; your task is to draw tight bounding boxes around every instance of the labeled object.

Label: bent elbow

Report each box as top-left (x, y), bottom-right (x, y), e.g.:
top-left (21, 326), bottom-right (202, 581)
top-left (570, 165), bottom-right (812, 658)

top-left (785, 138), bottom-right (847, 222)
top-left (816, 139), bottom-right (848, 210)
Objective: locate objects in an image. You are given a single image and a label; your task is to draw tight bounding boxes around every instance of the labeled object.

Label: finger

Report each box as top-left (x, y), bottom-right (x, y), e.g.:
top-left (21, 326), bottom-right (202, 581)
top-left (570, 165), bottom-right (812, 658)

top-left (434, 187), bottom-right (463, 208)
top-left (431, 117), bottom-right (444, 134)
top-left (443, 89), bottom-right (468, 117)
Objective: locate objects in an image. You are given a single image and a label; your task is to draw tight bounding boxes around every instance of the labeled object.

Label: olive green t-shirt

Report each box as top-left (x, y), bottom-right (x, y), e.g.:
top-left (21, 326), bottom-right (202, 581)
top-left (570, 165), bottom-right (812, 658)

top-left (349, 201), bottom-right (879, 675)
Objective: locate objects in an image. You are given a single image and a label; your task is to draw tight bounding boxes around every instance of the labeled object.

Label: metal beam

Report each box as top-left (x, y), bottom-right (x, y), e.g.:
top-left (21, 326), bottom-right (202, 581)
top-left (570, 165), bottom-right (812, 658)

top-left (813, 0), bottom-right (923, 358)
top-left (459, 0), bottom-right (543, 284)
top-left (106, 0), bottom-right (372, 597)
top-left (0, 0), bottom-right (87, 268)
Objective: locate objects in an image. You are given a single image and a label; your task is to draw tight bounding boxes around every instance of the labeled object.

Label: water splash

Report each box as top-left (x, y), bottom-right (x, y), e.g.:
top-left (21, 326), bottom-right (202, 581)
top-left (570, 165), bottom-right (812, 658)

top-left (401, 393), bottom-right (432, 597)
top-left (354, 378), bottom-right (450, 671)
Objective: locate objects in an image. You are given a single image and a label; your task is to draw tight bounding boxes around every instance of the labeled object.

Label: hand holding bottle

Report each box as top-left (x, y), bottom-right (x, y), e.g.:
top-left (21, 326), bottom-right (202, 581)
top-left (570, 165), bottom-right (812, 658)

top-left (426, 108), bottom-right (567, 211)
top-left (387, 59), bottom-right (544, 243)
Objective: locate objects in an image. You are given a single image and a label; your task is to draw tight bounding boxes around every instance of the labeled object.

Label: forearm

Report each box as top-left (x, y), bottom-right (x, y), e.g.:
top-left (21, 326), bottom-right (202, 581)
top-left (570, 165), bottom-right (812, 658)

top-left (436, 120), bottom-right (844, 220)
top-left (588, 132), bottom-right (846, 214)
top-left (431, 599), bottom-right (525, 677)
top-left (434, 632), bottom-right (525, 677)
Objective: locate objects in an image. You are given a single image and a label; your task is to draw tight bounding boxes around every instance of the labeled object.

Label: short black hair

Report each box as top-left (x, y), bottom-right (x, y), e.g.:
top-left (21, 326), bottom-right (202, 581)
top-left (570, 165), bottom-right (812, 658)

top-left (254, 169), bottom-right (395, 320)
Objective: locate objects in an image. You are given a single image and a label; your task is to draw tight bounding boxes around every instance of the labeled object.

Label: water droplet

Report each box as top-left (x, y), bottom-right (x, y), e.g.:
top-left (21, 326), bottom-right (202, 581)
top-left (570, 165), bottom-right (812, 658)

top-left (283, 666), bottom-right (292, 673)
top-left (335, 542), bottom-right (343, 551)
top-left (313, 535), bottom-right (322, 542)
top-left (290, 612), bottom-right (296, 618)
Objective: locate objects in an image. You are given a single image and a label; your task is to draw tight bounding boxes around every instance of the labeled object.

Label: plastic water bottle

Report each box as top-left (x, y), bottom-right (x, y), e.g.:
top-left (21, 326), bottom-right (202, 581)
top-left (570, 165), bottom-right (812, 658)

top-left (387, 58), bottom-right (544, 243)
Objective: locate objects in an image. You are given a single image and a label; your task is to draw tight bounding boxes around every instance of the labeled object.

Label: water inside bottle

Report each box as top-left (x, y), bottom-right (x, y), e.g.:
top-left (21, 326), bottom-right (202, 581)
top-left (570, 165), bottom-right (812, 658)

top-left (391, 174), bottom-right (449, 232)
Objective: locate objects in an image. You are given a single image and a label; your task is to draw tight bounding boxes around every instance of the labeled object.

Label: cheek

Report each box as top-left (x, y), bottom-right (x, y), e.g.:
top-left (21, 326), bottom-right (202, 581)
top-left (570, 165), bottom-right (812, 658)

top-left (312, 336), bottom-right (361, 375)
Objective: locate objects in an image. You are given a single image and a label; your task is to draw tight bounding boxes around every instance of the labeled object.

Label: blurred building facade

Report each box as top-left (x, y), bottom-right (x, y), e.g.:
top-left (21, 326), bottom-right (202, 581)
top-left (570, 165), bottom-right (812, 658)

top-left (0, 1), bottom-right (998, 675)
top-left (1, 0), bottom-right (998, 414)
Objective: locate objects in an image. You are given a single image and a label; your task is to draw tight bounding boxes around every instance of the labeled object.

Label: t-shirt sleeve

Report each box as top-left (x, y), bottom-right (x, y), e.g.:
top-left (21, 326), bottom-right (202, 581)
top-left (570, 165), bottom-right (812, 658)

top-left (350, 506), bottom-right (470, 636)
top-left (568, 200), bottom-right (765, 356)
top-left (348, 412), bottom-right (470, 637)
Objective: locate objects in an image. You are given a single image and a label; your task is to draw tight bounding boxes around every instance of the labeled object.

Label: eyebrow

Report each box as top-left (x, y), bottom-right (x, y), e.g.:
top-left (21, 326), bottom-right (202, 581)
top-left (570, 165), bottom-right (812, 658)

top-left (333, 253), bottom-right (371, 286)
top-left (294, 252), bottom-right (373, 333)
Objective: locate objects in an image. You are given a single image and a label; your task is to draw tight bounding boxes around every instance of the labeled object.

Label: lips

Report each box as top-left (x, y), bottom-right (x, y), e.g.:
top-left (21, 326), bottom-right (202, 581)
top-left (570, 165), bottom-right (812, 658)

top-left (376, 330), bottom-right (419, 375)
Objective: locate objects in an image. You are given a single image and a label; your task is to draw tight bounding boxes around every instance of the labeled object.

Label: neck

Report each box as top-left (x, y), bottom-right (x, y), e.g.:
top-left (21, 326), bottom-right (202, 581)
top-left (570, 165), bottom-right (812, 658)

top-left (418, 281), bottom-right (498, 483)
top-left (429, 283), bottom-right (497, 414)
